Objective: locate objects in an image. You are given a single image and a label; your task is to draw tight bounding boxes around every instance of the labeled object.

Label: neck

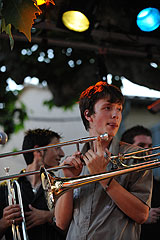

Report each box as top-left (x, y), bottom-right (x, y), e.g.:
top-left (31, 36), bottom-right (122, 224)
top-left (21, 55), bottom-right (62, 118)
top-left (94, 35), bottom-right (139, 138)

top-left (101, 138), bottom-right (112, 150)
top-left (26, 164), bottom-right (41, 187)
top-left (88, 130), bottom-right (113, 149)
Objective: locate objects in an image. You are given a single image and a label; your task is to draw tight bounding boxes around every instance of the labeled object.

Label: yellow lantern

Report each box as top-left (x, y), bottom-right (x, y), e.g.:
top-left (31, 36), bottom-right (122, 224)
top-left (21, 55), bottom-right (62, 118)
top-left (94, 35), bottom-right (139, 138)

top-left (62, 11), bottom-right (90, 32)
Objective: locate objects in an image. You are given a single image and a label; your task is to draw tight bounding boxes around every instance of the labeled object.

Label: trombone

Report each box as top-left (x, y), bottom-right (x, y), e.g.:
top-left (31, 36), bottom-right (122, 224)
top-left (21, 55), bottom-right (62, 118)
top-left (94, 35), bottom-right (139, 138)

top-left (0, 142), bottom-right (160, 182)
top-left (0, 133), bottom-right (109, 239)
top-left (0, 133), bottom-right (109, 182)
top-left (39, 138), bottom-right (160, 210)
top-left (0, 133), bottom-right (160, 210)
top-left (0, 132), bottom-right (109, 159)
top-left (40, 153), bottom-right (160, 210)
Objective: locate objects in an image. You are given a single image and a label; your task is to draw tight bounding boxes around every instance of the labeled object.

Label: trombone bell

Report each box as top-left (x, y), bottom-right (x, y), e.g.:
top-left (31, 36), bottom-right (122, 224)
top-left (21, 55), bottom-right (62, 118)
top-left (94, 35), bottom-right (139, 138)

top-left (41, 167), bottom-right (67, 210)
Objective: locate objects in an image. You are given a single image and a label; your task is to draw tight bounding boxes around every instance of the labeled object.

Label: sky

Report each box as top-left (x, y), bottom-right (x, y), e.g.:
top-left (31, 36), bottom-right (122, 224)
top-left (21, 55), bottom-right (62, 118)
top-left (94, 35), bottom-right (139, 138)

top-left (121, 77), bottom-right (160, 98)
top-left (7, 76), bottom-right (160, 99)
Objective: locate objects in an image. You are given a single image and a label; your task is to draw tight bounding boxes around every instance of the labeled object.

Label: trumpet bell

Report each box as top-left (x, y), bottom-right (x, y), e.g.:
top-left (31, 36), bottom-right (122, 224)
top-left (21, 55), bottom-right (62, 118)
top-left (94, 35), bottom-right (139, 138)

top-left (6, 179), bottom-right (29, 240)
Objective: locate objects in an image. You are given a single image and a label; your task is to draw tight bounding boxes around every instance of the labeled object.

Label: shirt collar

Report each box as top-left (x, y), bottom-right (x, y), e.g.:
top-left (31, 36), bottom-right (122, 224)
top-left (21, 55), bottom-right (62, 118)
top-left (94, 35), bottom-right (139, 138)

top-left (109, 137), bottom-right (119, 156)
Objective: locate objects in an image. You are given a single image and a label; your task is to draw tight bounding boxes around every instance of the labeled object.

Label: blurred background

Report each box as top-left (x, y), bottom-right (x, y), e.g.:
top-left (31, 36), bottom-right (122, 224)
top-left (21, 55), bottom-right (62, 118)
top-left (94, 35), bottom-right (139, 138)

top-left (0, 0), bottom-right (160, 177)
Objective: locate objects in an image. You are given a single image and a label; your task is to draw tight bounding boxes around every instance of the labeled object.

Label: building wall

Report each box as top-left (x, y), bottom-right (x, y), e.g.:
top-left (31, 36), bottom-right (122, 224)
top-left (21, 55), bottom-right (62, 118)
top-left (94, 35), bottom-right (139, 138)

top-left (124, 108), bottom-right (160, 130)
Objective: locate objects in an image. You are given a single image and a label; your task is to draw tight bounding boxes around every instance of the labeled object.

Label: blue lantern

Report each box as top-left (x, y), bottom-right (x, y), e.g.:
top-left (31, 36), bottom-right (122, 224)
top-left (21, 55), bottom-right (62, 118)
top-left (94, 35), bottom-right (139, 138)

top-left (137, 7), bottom-right (160, 32)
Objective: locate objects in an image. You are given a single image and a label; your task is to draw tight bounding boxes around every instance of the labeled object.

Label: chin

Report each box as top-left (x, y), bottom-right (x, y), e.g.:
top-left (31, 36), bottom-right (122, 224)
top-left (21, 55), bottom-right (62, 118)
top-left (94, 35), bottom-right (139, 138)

top-left (108, 132), bottom-right (117, 138)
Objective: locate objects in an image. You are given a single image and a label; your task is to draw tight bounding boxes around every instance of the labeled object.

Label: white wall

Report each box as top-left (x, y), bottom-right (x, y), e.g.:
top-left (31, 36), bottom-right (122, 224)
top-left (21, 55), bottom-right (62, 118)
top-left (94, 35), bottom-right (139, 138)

top-left (124, 107), bottom-right (160, 130)
top-left (0, 85), bottom-right (87, 177)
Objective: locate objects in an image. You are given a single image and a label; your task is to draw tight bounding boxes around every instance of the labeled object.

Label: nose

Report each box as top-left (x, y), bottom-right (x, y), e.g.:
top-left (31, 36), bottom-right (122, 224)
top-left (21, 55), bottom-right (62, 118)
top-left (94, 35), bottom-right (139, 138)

top-left (111, 109), bottom-right (119, 119)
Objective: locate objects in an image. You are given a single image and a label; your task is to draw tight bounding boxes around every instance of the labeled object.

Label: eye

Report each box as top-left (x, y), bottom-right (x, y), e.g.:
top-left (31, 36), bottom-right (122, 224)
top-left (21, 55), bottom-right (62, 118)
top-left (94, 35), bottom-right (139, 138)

top-left (117, 106), bottom-right (122, 112)
top-left (105, 105), bottom-right (111, 110)
top-left (138, 143), bottom-right (145, 148)
top-left (55, 147), bottom-right (61, 151)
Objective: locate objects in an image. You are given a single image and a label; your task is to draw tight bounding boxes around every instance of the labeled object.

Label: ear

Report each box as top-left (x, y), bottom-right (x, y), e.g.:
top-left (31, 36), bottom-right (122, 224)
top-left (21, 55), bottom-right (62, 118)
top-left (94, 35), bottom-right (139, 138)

top-left (33, 145), bottom-right (43, 157)
top-left (84, 109), bottom-right (91, 121)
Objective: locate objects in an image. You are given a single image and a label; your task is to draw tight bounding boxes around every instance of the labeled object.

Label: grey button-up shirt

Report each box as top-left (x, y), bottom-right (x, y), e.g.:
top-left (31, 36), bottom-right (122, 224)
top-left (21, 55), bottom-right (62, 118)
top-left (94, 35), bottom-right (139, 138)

top-left (62, 137), bottom-right (153, 240)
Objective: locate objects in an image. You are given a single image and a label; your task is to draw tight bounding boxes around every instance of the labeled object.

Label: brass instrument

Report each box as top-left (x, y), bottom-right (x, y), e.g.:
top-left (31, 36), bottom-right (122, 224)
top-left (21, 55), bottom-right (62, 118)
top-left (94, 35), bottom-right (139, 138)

top-left (0, 133), bottom-right (109, 182)
top-left (0, 133), bottom-right (109, 238)
top-left (1, 144), bottom-right (159, 182)
top-left (0, 133), bottom-right (160, 212)
top-left (4, 167), bottom-right (29, 240)
top-left (40, 149), bottom-right (160, 210)
top-left (0, 132), bottom-right (109, 159)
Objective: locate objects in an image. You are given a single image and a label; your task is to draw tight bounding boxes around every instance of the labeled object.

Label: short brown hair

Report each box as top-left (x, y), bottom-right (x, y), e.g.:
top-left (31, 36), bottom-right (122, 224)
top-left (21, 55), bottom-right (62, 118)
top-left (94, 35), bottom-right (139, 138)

top-left (79, 81), bottom-right (124, 131)
top-left (22, 128), bottom-right (61, 165)
top-left (121, 125), bottom-right (152, 144)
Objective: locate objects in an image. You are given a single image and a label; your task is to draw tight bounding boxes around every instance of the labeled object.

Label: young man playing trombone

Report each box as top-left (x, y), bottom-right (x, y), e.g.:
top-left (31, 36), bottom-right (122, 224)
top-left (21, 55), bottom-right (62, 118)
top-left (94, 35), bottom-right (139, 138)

top-left (0, 128), bottom-right (65, 240)
top-left (55, 81), bottom-right (153, 240)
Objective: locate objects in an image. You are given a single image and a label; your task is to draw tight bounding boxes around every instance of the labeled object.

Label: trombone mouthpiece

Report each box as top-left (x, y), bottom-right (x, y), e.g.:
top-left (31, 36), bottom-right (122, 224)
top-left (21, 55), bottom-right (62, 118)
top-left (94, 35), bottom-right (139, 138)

top-left (100, 133), bottom-right (108, 141)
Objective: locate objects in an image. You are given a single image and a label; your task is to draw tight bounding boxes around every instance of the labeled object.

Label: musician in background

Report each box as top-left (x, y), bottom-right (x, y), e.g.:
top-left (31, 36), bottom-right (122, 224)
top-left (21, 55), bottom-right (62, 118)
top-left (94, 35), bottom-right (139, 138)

top-left (121, 125), bottom-right (160, 239)
top-left (0, 128), bottom-right (65, 240)
top-left (55, 81), bottom-right (153, 240)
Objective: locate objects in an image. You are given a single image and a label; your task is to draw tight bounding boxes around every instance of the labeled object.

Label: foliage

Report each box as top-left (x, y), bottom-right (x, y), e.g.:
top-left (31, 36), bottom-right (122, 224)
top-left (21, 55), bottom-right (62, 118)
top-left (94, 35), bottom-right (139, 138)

top-left (0, 0), bottom-right (124, 141)
top-left (0, 86), bottom-right (28, 138)
top-left (0, 0), bottom-right (54, 139)
top-left (1, 19), bottom-right (14, 50)
top-left (0, 0), bottom-right (159, 145)
top-left (0, 0), bottom-right (51, 49)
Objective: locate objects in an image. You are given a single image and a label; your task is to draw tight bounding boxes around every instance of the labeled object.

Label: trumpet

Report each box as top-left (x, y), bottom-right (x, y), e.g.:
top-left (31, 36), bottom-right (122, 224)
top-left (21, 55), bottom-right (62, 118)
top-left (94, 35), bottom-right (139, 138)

top-left (4, 167), bottom-right (29, 240)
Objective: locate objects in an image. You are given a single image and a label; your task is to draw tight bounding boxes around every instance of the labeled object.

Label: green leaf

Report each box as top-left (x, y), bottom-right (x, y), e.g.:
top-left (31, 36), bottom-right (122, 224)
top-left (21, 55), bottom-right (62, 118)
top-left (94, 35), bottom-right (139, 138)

top-left (1, 18), bottom-right (14, 50)
top-left (2, 0), bottom-right (41, 42)
top-left (0, 0), bottom-right (3, 17)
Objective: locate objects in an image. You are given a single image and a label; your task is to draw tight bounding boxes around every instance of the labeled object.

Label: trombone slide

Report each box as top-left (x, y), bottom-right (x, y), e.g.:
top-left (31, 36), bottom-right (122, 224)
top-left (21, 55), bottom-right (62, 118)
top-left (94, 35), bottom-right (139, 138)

top-left (40, 158), bottom-right (160, 210)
